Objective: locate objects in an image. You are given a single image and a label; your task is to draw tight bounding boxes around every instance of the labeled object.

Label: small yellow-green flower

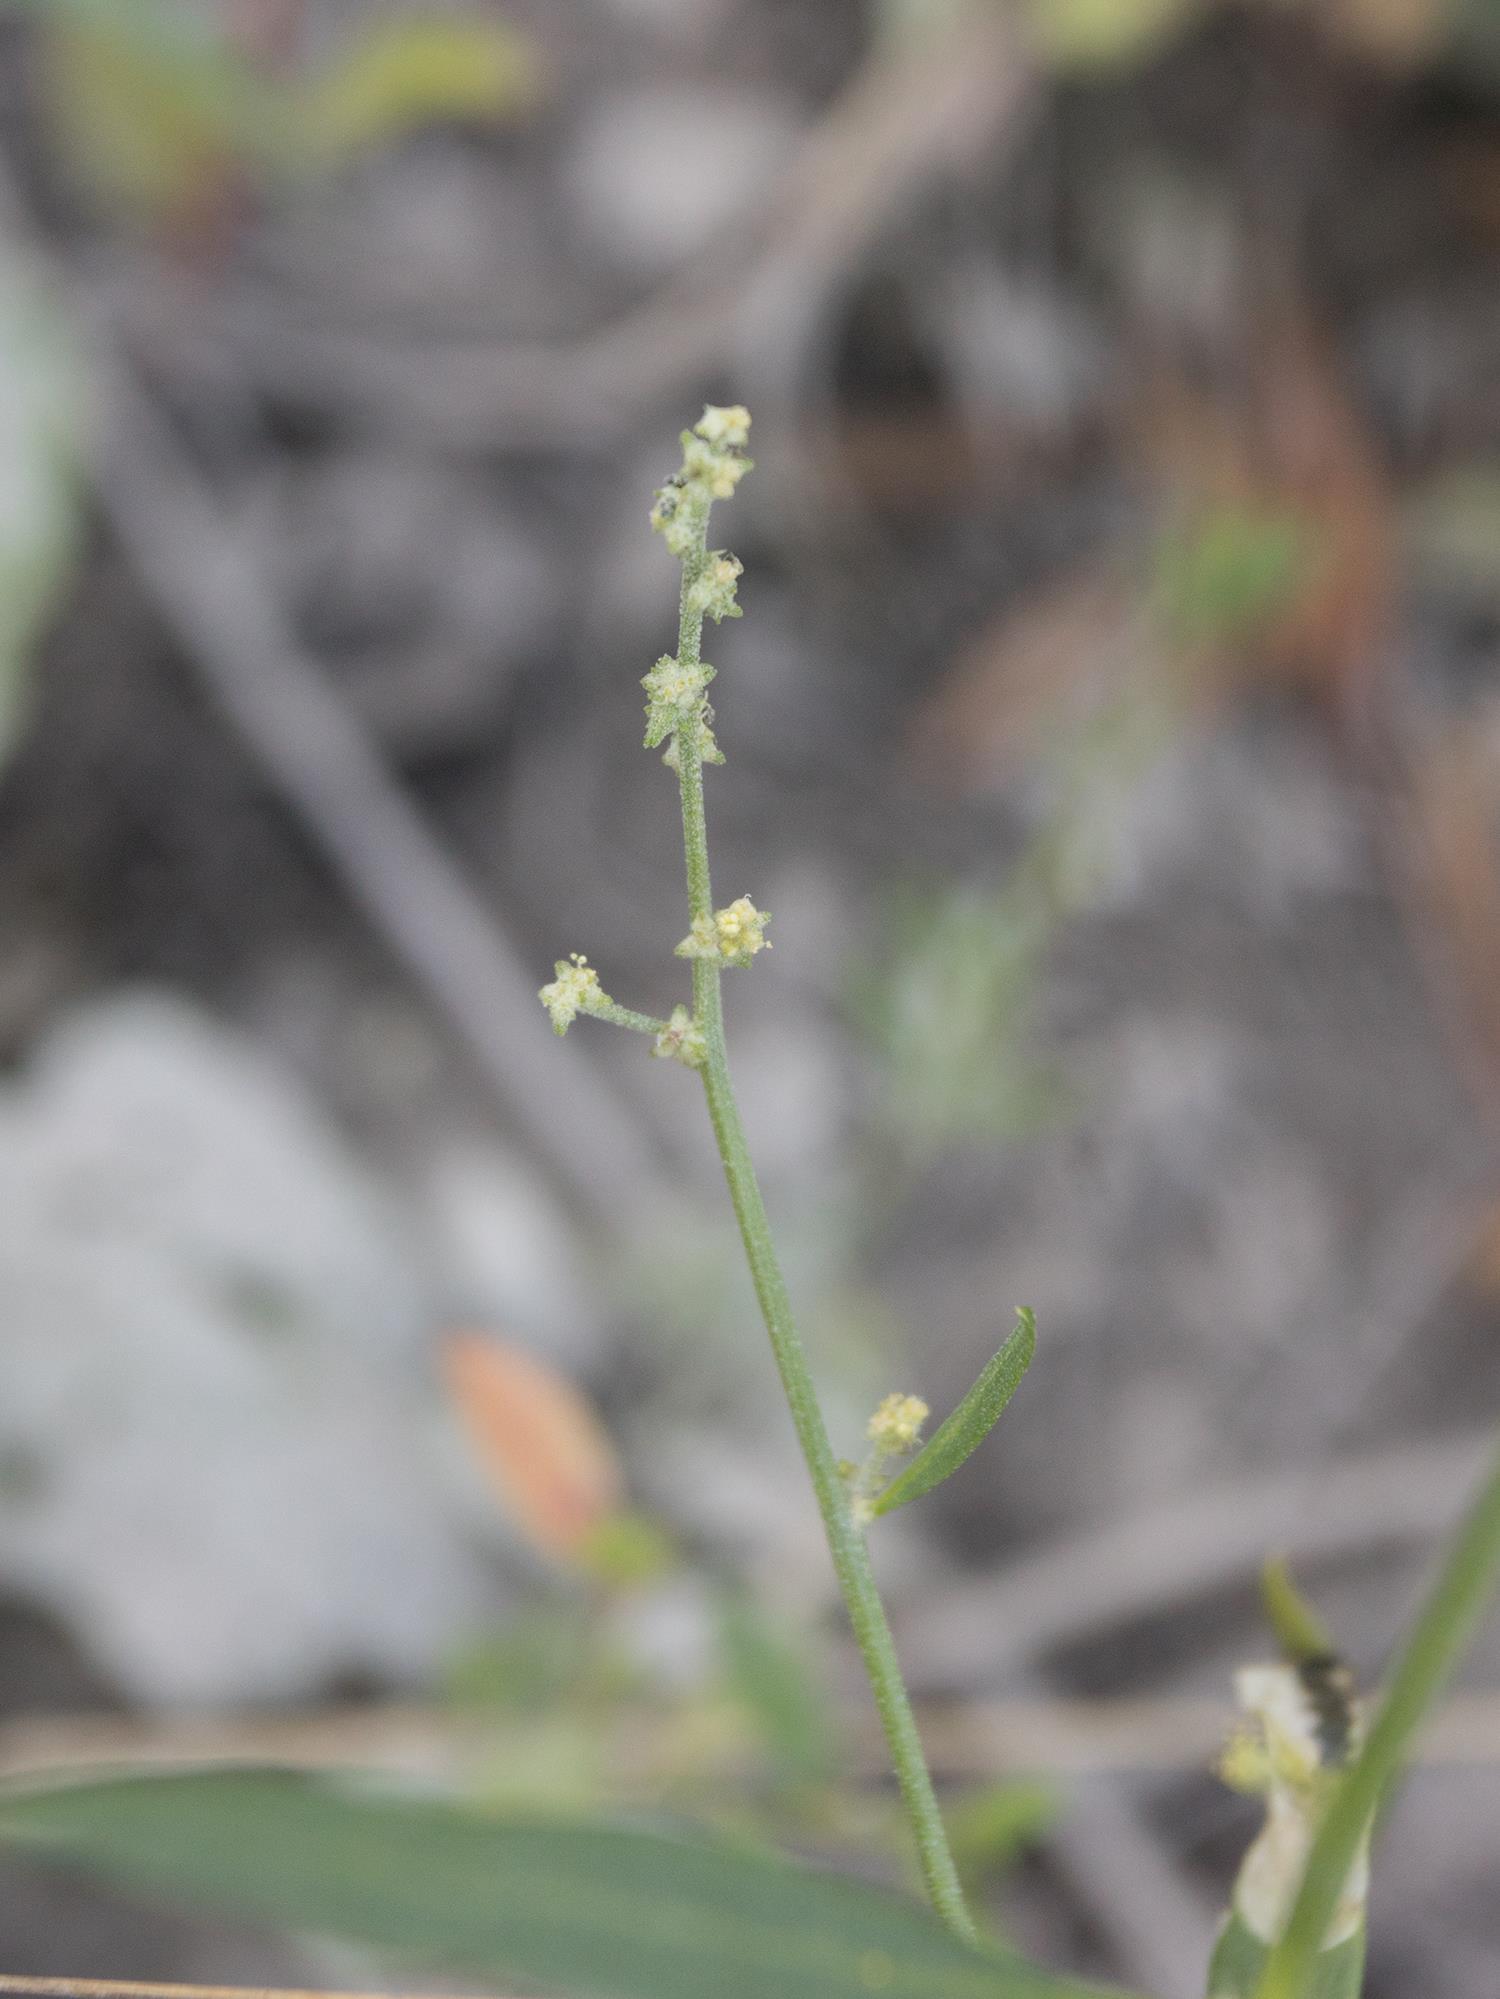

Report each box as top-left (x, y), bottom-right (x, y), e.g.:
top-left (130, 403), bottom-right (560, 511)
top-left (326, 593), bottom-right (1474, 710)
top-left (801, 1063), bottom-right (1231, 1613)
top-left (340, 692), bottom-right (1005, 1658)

top-left (642, 653), bottom-right (713, 750)
top-left (649, 477), bottom-right (703, 559)
top-left (652, 408), bottom-right (753, 547)
top-left (867, 1393), bottom-right (929, 1454)
top-left (683, 434), bottom-right (750, 500)
top-left (539, 954), bottom-right (606, 1035)
top-left (714, 895), bottom-right (771, 964)
top-left (675, 895), bottom-right (771, 968)
top-left (695, 404), bottom-right (750, 449)
top-left (652, 1005), bottom-right (707, 1069)
top-left (686, 551), bottom-right (743, 623)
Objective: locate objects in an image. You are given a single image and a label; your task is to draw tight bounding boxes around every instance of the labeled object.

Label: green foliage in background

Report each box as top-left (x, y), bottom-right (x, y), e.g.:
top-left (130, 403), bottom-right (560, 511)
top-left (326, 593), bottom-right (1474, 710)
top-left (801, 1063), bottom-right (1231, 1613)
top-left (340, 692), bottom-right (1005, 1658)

top-left (1153, 508), bottom-right (1310, 651)
top-left (851, 884), bottom-right (1063, 1159)
top-left (0, 241), bottom-right (82, 761)
top-left (11, 0), bottom-right (539, 221)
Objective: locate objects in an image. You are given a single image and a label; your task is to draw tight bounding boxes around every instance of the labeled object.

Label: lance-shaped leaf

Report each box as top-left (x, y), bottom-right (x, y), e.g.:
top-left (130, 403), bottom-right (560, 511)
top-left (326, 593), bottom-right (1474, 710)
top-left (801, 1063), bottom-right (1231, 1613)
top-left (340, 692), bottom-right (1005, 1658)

top-left (1259, 1555), bottom-right (1337, 1669)
top-left (0, 1769), bottom-right (1131, 1999)
top-left (872, 1309), bottom-right (1035, 1518)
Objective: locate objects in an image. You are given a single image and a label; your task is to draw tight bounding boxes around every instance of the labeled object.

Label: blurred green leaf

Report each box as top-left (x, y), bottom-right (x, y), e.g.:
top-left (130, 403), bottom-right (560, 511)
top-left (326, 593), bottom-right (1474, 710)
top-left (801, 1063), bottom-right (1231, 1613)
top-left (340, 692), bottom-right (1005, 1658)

top-left (1260, 1557), bottom-right (1336, 1669)
top-left (715, 1591), bottom-right (838, 1785)
top-left (1153, 506), bottom-right (1309, 649)
top-left (0, 1769), bottom-right (1133, 1999)
top-left (21, 0), bottom-right (539, 219)
top-left (850, 884), bottom-right (1062, 1159)
top-left (0, 241), bottom-right (83, 758)
top-left (1024, 0), bottom-right (1204, 70)
top-left (31, 0), bottom-right (280, 219)
top-left (445, 1605), bottom-right (595, 1714)
top-left (301, 15), bottom-right (541, 162)
top-left (872, 1310), bottom-right (1035, 1517)
top-left (579, 1510), bottom-right (679, 1590)
top-left (946, 1781), bottom-right (1057, 1885)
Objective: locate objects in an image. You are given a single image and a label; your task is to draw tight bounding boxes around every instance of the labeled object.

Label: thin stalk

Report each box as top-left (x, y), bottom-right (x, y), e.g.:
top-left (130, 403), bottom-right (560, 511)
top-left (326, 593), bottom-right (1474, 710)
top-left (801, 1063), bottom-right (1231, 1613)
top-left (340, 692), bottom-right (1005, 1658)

top-left (1252, 1434), bottom-right (1500, 1999)
top-left (670, 528), bottom-right (975, 1943)
top-left (591, 1000), bottom-right (669, 1037)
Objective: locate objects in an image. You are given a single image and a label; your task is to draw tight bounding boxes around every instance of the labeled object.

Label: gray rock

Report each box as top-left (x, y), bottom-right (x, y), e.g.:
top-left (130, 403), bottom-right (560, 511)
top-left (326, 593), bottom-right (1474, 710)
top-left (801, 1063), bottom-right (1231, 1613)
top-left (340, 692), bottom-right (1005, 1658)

top-left (0, 992), bottom-right (498, 1707)
top-left (560, 85), bottom-right (799, 274)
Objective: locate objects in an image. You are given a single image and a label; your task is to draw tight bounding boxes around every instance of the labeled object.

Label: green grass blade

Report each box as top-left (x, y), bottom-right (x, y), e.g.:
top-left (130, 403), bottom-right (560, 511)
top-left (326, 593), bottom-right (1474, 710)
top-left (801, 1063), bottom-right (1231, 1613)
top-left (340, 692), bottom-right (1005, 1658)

top-left (1252, 1434), bottom-right (1500, 1999)
top-left (0, 1769), bottom-right (1135, 1999)
top-left (1208, 1913), bottom-right (1363, 1999)
top-left (1259, 1558), bottom-right (1336, 1669)
top-left (872, 1310), bottom-right (1036, 1518)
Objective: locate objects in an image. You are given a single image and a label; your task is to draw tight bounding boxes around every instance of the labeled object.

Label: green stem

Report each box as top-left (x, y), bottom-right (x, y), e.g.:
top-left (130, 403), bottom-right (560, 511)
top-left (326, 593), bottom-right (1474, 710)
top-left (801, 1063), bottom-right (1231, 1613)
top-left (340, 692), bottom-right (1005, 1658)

top-left (669, 532), bottom-right (975, 1944)
top-left (1253, 1435), bottom-right (1500, 1999)
top-left (590, 1000), bottom-right (669, 1037)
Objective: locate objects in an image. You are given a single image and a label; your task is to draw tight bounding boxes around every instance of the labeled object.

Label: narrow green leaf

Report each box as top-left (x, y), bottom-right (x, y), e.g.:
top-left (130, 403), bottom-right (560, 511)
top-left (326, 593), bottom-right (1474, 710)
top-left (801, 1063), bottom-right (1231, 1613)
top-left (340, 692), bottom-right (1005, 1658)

top-left (1253, 1434), bottom-right (1500, 1999)
top-left (1259, 1557), bottom-right (1336, 1668)
top-left (0, 1769), bottom-right (1133, 1999)
top-left (872, 1310), bottom-right (1036, 1517)
top-left (300, 16), bottom-right (541, 162)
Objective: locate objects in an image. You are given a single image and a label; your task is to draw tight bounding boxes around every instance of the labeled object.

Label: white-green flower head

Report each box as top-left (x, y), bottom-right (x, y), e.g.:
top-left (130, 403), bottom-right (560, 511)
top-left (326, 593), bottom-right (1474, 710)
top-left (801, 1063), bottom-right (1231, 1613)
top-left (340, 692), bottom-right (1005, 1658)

top-left (651, 405), bottom-right (753, 550)
top-left (642, 653), bottom-right (714, 750)
top-left (867, 1392), bottom-right (929, 1454)
top-left (652, 1004), bottom-right (708, 1069)
top-left (695, 404), bottom-right (750, 449)
top-left (539, 953), bottom-right (607, 1035)
top-left (675, 896), bottom-right (771, 968)
top-left (686, 551), bottom-right (743, 623)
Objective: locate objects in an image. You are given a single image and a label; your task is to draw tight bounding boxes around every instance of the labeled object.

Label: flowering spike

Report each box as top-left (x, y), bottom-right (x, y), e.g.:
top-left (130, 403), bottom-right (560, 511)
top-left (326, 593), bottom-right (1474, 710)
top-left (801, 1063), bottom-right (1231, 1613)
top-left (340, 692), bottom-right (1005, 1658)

top-left (650, 408), bottom-right (753, 546)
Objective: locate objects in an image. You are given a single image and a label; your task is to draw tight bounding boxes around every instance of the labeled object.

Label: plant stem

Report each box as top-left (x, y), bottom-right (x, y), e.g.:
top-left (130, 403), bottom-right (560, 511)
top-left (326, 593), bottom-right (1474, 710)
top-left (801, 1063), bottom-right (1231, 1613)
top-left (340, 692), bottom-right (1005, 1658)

top-left (670, 538), bottom-right (975, 1943)
top-left (592, 1000), bottom-right (669, 1037)
top-left (1252, 1433), bottom-right (1500, 1999)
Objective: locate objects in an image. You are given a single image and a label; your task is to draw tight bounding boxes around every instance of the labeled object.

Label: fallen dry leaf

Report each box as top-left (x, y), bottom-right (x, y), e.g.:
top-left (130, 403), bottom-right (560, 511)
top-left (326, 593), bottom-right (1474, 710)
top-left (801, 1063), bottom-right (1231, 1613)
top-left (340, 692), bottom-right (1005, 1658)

top-left (442, 1333), bottom-right (623, 1564)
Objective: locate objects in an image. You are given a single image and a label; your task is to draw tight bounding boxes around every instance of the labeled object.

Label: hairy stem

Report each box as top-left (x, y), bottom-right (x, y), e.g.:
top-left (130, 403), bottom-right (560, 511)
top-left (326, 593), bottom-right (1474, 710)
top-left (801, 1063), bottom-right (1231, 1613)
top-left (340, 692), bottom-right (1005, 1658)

top-left (671, 524), bottom-right (975, 1943)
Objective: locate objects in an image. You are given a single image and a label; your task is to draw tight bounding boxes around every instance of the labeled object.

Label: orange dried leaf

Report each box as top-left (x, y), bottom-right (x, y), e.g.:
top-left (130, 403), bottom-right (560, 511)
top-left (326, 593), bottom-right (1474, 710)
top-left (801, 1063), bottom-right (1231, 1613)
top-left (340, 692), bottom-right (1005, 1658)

top-left (442, 1334), bottom-right (623, 1563)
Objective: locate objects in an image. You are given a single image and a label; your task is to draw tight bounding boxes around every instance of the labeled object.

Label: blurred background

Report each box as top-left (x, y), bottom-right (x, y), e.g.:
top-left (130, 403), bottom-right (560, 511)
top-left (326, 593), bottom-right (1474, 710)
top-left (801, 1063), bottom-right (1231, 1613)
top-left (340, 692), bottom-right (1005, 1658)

top-left (0, 0), bottom-right (1499, 1992)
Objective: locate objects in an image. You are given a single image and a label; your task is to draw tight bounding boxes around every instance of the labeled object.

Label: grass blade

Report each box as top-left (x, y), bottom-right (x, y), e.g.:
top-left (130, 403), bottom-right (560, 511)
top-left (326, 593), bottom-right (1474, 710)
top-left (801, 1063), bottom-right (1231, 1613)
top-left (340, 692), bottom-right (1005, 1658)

top-left (873, 1310), bottom-right (1036, 1518)
top-left (1251, 1434), bottom-right (1500, 1999)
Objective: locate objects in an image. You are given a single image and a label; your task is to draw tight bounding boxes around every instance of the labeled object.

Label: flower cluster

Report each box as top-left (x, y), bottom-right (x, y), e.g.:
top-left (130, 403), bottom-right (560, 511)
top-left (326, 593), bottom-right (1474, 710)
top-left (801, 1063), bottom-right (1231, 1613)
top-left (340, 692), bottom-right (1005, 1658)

top-left (642, 653), bottom-right (714, 752)
top-left (652, 1005), bottom-right (707, 1069)
top-left (650, 406), bottom-right (753, 557)
top-left (675, 896), bottom-right (771, 969)
top-left (843, 1390), bottom-right (930, 1524)
top-left (685, 551), bottom-right (743, 623)
top-left (538, 954), bottom-right (608, 1036)
top-left (867, 1393), bottom-right (930, 1454)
